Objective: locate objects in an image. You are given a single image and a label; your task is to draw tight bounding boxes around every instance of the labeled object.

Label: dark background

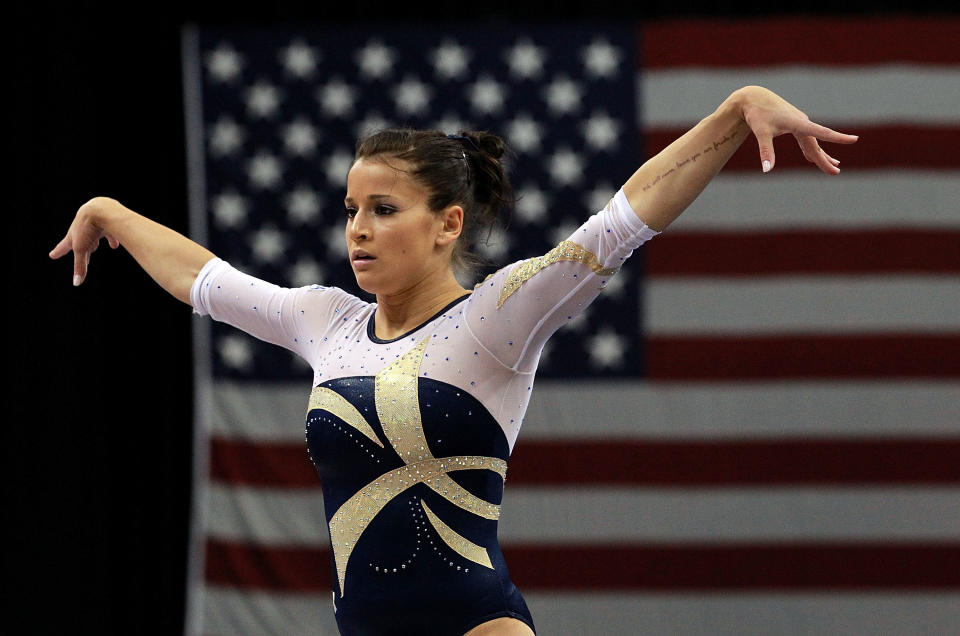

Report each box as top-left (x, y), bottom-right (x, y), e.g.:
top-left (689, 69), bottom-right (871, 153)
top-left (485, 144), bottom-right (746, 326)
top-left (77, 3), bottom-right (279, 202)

top-left (12, 1), bottom-right (948, 634)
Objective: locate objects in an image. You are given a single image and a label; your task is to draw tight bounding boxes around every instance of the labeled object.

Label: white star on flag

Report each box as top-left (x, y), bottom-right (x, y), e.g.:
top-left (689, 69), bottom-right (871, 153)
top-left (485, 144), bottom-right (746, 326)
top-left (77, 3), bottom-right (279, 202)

top-left (430, 40), bottom-right (471, 80)
top-left (581, 111), bottom-right (620, 151)
top-left (356, 40), bottom-right (396, 80)
top-left (587, 328), bottom-right (627, 368)
top-left (281, 40), bottom-right (318, 78)
top-left (245, 81), bottom-right (281, 118)
top-left (282, 118), bottom-right (319, 156)
top-left (289, 258), bottom-right (326, 287)
top-left (323, 148), bottom-right (354, 187)
top-left (582, 39), bottom-right (622, 79)
top-left (212, 191), bottom-right (248, 229)
top-left (316, 79), bottom-right (357, 118)
top-left (515, 185), bottom-right (549, 224)
top-left (550, 220), bottom-right (580, 247)
top-left (506, 114), bottom-right (544, 154)
top-left (433, 113), bottom-right (471, 134)
top-left (206, 43), bottom-right (243, 82)
top-left (598, 269), bottom-right (627, 298)
top-left (467, 75), bottom-right (507, 115)
top-left (585, 183), bottom-right (617, 213)
top-left (393, 76), bottom-right (432, 116)
top-left (251, 226), bottom-right (288, 264)
top-left (543, 75), bottom-right (584, 116)
top-left (565, 306), bottom-right (591, 332)
top-left (325, 225), bottom-right (349, 259)
top-left (209, 118), bottom-right (245, 157)
top-left (285, 186), bottom-right (322, 225)
top-left (247, 152), bottom-right (283, 189)
top-left (547, 148), bottom-right (584, 186)
top-left (218, 334), bottom-right (253, 370)
top-left (505, 39), bottom-right (546, 79)
top-left (355, 112), bottom-right (392, 138)
top-left (475, 226), bottom-right (512, 261)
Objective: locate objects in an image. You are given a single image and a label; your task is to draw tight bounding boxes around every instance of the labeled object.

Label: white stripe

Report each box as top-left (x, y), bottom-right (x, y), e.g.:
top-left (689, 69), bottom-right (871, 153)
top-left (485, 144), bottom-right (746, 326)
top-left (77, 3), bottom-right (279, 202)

top-left (211, 381), bottom-right (960, 441)
top-left (645, 276), bottom-right (960, 334)
top-left (212, 383), bottom-right (310, 439)
top-left (206, 483), bottom-right (327, 545)
top-left (640, 66), bottom-right (960, 127)
top-left (201, 587), bottom-right (960, 636)
top-left (203, 584), bottom-right (339, 636)
top-left (523, 381), bottom-right (960, 439)
top-left (499, 488), bottom-right (960, 543)
top-left (667, 171), bottom-right (960, 230)
top-left (205, 485), bottom-right (960, 545)
top-left (525, 592), bottom-right (960, 636)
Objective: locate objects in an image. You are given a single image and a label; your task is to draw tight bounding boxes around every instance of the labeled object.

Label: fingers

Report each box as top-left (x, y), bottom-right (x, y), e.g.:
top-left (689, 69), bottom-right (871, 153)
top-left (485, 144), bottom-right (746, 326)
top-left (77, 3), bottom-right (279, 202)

top-left (797, 119), bottom-right (858, 145)
top-left (49, 236), bottom-right (71, 260)
top-left (107, 234), bottom-right (120, 249)
top-left (755, 132), bottom-right (776, 173)
top-left (73, 247), bottom-right (88, 286)
top-left (798, 136), bottom-right (840, 175)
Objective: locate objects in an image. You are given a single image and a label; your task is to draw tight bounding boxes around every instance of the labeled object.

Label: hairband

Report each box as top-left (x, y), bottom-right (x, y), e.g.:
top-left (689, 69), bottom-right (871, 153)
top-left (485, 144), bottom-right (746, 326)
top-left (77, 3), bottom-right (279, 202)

top-left (446, 134), bottom-right (480, 153)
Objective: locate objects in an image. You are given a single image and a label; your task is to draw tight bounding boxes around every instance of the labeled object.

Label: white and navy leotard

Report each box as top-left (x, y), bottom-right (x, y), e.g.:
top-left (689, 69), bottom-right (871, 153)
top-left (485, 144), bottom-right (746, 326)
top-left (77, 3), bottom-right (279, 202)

top-left (191, 189), bottom-right (658, 636)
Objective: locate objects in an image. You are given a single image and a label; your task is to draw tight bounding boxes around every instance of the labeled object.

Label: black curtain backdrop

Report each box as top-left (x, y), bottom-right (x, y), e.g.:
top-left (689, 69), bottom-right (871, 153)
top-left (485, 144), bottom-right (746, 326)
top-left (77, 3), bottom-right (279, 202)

top-left (11, 1), bottom-right (946, 633)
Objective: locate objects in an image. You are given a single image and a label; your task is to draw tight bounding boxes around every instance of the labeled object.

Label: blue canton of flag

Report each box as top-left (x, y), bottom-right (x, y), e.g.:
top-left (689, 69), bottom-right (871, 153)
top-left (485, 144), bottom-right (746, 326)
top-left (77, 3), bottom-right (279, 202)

top-left (197, 25), bottom-right (642, 379)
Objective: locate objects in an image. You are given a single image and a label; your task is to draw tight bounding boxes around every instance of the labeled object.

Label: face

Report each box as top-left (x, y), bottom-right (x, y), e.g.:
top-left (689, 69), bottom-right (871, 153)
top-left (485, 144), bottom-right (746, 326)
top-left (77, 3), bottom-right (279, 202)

top-left (344, 157), bottom-right (460, 296)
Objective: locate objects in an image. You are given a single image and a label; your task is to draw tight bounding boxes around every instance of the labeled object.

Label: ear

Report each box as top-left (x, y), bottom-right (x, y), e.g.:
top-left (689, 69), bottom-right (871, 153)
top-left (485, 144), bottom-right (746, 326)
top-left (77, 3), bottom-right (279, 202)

top-left (435, 205), bottom-right (464, 247)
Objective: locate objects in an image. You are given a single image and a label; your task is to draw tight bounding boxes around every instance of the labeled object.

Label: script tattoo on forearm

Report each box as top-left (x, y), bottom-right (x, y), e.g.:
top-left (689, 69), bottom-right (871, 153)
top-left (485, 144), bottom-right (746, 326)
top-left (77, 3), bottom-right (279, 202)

top-left (641, 129), bottom-right (741, 192)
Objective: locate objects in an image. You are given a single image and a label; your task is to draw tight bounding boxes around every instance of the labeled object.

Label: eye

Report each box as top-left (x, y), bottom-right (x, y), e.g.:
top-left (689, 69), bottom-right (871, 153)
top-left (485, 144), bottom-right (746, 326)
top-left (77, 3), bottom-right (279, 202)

top-left (374, 205), bottom-right (396, 215)
top-left (345, 207), bottom-right (358, 219)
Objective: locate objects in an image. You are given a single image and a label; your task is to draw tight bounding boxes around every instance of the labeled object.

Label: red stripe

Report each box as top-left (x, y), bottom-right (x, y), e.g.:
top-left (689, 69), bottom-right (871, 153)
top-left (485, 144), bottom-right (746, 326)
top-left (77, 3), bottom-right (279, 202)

top-left (647, 334), bottom-right (960, 380)
top-left (507, 440), bottom-right (960, 486)
top-left (206, 539), bottom-right (331, 592)
top-left (644, 125), bottom-right (960, 170)
top-left (210, 437), bottom-right (317, 489)
top-left (205, 539), bottom-right (960, 591)
top-left (645, 230), bottom-right (960, 276)
top-left (641, 18), bottom-right (960, 67)
top-left (211, 437), bottom-right (960, 488)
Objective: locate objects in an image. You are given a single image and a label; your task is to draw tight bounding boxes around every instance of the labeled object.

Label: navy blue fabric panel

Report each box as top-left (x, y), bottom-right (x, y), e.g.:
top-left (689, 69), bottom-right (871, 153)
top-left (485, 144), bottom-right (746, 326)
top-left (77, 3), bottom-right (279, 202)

top-left (305, 375), bottom-right (533, 634)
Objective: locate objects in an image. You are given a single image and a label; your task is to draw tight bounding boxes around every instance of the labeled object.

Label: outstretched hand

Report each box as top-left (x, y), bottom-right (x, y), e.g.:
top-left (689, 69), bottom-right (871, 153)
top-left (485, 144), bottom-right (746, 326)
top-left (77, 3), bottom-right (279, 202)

top-left (49, 198), bottom-right (121, 286)
top-left (737, 85), bottom-right (858, 174)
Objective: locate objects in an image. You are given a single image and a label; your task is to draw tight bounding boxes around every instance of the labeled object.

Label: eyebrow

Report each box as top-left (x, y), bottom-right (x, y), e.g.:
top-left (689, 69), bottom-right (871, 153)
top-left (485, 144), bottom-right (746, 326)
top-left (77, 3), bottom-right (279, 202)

top-left (343, 194), bottom-right (395, 205)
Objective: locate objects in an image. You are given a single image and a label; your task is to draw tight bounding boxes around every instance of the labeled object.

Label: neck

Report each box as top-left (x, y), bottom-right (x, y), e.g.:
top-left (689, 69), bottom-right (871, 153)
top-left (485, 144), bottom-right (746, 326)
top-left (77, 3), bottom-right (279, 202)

top-left (374, 270), bottom-right (469, 340)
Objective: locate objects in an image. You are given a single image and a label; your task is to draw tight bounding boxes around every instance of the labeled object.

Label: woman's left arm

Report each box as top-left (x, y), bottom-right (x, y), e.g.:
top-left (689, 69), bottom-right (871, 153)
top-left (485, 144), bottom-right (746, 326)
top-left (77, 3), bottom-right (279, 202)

top-left (623, 85), bottom-right (858, 231)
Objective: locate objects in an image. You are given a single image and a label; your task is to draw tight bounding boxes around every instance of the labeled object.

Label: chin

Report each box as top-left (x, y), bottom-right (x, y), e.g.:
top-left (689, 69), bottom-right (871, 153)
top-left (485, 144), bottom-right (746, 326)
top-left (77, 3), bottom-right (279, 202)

top-left (352, 271), bottom-right (387, 296)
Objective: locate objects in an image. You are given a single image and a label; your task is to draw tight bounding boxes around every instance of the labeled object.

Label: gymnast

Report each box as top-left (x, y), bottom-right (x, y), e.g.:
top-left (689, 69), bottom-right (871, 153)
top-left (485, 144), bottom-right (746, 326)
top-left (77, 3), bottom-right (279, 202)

top-left (51, 85), bottom-right (856, 635)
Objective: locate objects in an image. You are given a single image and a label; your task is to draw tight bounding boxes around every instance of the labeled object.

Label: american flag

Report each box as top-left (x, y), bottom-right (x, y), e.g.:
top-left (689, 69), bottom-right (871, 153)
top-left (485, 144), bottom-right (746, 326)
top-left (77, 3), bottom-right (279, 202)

top-left (182, 18), bottom-right (960, 636)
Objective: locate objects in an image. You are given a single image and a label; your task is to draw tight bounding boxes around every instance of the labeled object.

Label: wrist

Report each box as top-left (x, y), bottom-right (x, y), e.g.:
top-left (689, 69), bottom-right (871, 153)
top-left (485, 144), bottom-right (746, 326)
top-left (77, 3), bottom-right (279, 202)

top-left (83, 196), bottom-right (125, 229)
top-left (718, 87), bottom-right (751, 123)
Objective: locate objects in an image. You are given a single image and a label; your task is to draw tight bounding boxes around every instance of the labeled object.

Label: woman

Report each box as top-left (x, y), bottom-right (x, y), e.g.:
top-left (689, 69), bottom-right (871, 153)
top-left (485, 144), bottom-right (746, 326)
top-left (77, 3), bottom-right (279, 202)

top-left (51, 85), bottom-right (856, 636)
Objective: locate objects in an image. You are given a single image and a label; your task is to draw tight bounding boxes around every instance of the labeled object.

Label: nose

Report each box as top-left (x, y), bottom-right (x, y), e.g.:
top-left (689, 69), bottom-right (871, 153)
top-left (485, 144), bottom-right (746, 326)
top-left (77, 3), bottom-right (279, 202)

top-left (346, 210), bottom-right (370, 242)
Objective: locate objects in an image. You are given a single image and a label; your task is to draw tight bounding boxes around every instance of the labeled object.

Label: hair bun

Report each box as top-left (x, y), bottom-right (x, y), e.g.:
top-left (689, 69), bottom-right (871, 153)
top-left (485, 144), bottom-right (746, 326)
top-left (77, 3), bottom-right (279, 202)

top-left (462, 131), bottom-right (507, 161)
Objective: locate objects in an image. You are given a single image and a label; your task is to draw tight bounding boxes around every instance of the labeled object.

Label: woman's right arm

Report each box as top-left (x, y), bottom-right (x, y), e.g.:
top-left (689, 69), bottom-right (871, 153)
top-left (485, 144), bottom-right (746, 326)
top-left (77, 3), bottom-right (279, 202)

top-left (49, 196), bottom-right (215, 305)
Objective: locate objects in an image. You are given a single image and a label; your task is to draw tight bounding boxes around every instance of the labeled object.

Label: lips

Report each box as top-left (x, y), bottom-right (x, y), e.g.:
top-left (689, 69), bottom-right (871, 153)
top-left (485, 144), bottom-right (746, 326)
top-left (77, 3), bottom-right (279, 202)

top-left (351, 249), bottom-right (375, 260)
top-left (351, 249), bottom-right (376, 270)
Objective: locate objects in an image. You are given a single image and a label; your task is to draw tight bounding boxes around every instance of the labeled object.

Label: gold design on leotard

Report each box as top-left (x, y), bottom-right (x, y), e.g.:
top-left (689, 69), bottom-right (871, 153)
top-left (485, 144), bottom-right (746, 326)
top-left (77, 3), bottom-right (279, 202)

top-left (376, 337), bottom-right (502, 519)
top-left (496, 240), bottom-right (619, 308)
top-left (420, 500), bottom-right (494, 569)
top-left (320, 336), bottom-right (507, 598)
top-left (375, 338), bottom-right (432, 461)
top-left (308, 386), bottom-right (384, 448)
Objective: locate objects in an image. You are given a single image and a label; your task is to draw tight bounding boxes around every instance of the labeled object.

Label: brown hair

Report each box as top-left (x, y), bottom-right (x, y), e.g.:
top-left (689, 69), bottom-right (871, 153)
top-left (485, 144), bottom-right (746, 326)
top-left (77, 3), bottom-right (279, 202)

top-left (354, 128), bottom-right (513, 279)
